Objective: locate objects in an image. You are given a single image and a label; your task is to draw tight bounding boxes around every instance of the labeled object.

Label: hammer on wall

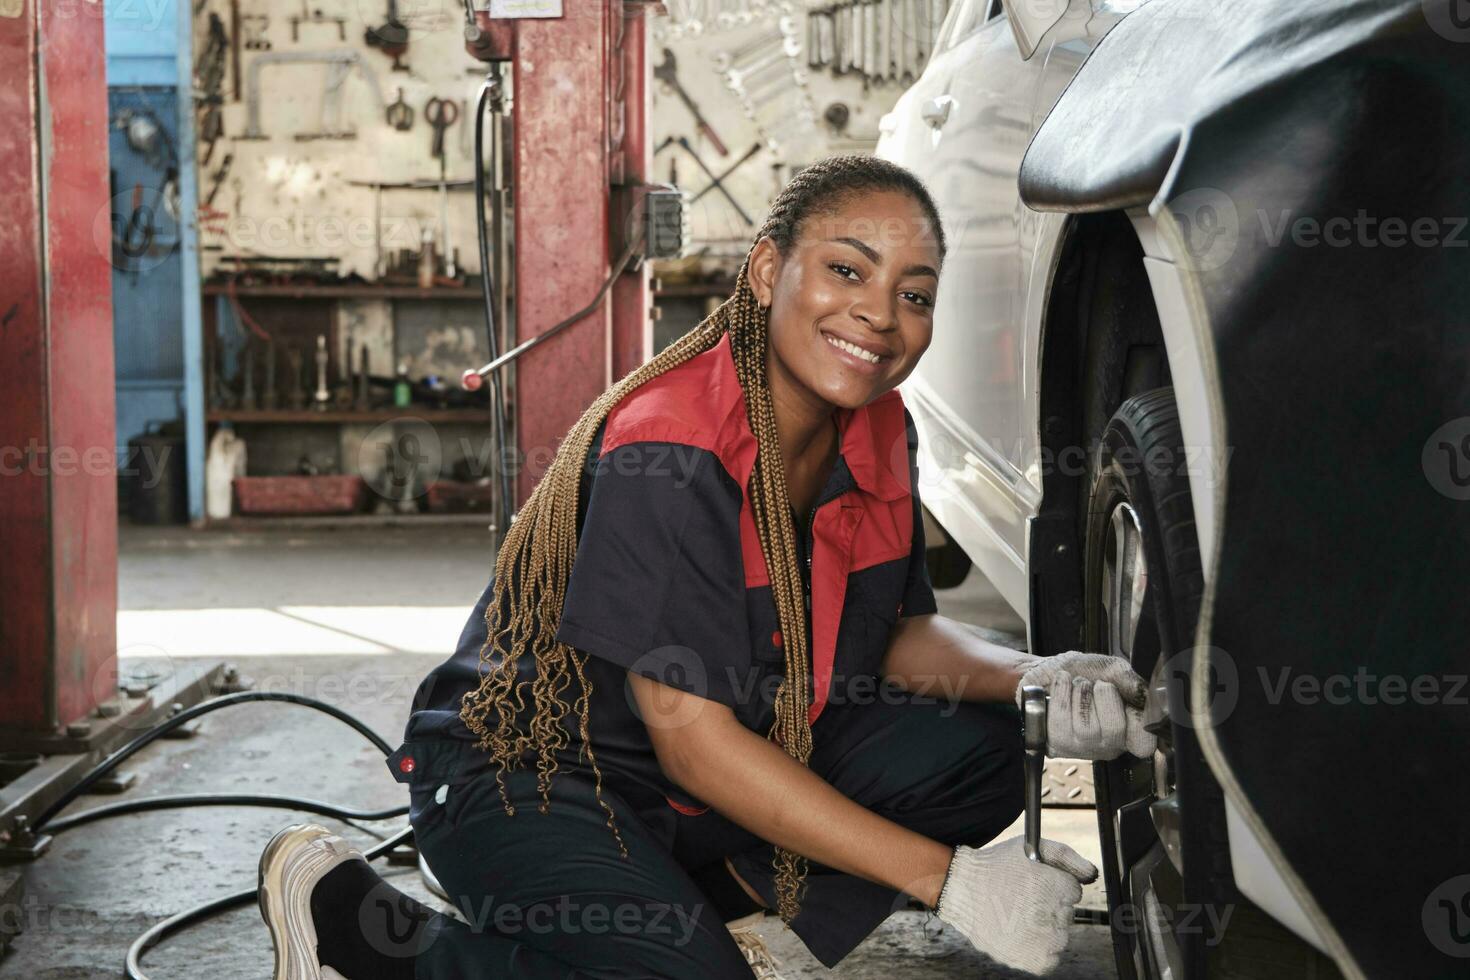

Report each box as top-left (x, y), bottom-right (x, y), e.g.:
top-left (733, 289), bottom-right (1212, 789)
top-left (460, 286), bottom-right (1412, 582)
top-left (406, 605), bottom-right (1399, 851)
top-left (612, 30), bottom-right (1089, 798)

top-left (1021, 685), bottom-right (1049, 862)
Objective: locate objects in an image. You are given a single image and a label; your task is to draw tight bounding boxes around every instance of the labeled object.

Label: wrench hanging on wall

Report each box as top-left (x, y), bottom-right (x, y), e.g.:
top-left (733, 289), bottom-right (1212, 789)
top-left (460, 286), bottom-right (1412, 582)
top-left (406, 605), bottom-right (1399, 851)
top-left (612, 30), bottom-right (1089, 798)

top-left (804, 0), bottom-right (953, 87)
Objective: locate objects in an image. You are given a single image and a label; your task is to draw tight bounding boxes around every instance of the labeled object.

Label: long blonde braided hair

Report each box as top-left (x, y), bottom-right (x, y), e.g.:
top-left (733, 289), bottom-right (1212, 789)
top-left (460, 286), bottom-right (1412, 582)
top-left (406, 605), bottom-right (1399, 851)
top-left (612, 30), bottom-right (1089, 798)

top-left (459, 155), bottom-right (947, 922)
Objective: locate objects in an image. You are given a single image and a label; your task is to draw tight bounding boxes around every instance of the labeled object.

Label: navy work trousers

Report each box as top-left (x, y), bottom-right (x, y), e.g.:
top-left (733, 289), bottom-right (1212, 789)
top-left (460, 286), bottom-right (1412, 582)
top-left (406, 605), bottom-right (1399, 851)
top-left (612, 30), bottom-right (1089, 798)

top-left (407, 693), bottom-right (1024, 978)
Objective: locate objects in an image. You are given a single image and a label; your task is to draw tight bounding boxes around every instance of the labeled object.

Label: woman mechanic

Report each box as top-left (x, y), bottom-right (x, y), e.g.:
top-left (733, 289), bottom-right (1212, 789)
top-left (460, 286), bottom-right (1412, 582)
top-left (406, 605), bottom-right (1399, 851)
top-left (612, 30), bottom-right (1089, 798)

top-left (257, 156), bottom-right (1154, 979)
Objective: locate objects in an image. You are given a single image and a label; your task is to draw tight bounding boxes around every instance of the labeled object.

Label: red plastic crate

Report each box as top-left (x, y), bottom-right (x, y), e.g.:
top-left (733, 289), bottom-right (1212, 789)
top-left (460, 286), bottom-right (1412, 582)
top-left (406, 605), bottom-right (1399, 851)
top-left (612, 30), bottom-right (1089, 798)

top-left (233, 475), bottom-right (367, 516)
top-left (426, 479), bottom-right (497, 514)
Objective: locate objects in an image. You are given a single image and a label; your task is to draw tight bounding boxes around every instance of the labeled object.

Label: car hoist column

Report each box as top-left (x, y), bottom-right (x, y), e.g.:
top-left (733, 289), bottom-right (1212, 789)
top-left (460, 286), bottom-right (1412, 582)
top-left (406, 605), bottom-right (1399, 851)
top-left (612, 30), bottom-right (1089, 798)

top-left (468, 2), bottom-right (654, 508)
top-left (0, 0), bottom-right (118, 741)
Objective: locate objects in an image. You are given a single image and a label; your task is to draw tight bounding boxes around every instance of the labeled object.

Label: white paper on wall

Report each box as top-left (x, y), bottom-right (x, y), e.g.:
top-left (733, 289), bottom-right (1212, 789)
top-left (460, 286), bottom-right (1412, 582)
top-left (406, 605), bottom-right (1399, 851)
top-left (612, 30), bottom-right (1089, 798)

top-left (487, 0), bottom-right (563, 17)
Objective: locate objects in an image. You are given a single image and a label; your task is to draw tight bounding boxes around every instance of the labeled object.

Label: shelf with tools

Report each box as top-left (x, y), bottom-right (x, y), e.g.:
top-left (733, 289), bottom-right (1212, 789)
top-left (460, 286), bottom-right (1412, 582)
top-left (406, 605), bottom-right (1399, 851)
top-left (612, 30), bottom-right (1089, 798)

top-left (202, 283), bottom-right (484, 300)
top-left (202, 276), bottom-right (503, 525)
top-left (207, 408), bottom-right (490, 424)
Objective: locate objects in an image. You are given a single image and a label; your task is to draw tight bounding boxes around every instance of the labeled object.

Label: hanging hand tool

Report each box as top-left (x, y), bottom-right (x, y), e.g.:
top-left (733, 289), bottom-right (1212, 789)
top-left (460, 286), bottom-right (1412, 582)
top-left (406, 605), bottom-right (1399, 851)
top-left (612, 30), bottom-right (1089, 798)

top-left (676, 136), bottom-right (752, 226)
top-left (689, 141), bottom-right (762, 208)
top-left (426, 97), bottom-right (459, 279)
top-left (654, 48), bottom-right (729, 156)
top-left (364, 0), bottom-right (409, 71)
top-left (230, 0), bottom-right (242, 98)
top-left (1021, 685), bottom-right (1049, 863)
top-left (242, 14), bottom-right (271, 50)
top-left (204, 152), bottom-right (233, 209)
top-left (425, 96), bottom-right (458, 161)
top-left (385, 88), bottom-right (413, 130)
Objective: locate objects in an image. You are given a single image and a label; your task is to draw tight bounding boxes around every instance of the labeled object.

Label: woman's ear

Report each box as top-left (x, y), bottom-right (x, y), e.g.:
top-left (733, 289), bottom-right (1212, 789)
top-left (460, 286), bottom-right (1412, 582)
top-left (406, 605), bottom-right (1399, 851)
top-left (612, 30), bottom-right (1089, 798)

top-left (747, 236), bottom-right (780, 309)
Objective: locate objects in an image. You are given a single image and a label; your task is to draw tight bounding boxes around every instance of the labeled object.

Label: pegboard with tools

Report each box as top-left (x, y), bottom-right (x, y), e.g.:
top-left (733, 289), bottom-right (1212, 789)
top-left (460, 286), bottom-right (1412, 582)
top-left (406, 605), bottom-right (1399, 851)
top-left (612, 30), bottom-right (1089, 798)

top-left (651, 0), bottom-right (952, 252)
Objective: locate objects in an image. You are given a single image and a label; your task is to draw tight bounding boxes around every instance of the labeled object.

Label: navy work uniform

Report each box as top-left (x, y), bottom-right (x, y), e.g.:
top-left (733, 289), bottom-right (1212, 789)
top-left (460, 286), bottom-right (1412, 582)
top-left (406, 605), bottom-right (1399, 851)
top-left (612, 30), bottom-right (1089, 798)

top-left (386, 333), bottom-right (1023, 977)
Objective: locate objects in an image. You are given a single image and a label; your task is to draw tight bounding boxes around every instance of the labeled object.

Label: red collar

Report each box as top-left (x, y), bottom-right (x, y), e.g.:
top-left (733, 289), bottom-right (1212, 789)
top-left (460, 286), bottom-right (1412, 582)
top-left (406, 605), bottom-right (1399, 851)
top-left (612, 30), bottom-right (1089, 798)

top-left (706, 332), bottom-right (910, 503)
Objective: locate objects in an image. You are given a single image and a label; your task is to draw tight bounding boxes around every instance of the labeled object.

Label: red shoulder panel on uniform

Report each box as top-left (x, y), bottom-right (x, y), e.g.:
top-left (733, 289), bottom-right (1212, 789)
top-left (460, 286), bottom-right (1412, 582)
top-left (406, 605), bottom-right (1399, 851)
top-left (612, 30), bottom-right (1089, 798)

top-left (600, 332), bottom-right (917, 596)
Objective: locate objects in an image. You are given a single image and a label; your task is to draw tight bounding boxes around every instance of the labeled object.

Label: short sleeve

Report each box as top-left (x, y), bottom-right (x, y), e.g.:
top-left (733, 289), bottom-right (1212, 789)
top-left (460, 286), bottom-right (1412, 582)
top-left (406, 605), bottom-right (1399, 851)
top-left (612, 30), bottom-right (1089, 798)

top-left (554, 440), bottom-right (752, 710)
top-left (899, 408), bottom-right (939, 618)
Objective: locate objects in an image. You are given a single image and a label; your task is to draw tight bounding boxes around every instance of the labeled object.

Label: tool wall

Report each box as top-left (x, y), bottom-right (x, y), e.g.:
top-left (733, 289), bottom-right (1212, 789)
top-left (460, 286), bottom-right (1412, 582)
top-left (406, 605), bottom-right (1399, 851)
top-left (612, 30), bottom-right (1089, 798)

top-left (192, 0), bottom-right (487, 284)
top-left (653, 0), bottom-right (954, 253)
top-left (193, 2), bottom-right (955, 270)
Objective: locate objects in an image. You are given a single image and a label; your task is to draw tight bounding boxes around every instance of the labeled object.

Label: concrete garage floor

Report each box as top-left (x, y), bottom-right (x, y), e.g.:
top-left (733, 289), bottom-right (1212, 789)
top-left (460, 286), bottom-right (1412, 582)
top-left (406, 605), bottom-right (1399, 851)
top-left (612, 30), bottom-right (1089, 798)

top-left (2, 525), bottom-right (1115, 979)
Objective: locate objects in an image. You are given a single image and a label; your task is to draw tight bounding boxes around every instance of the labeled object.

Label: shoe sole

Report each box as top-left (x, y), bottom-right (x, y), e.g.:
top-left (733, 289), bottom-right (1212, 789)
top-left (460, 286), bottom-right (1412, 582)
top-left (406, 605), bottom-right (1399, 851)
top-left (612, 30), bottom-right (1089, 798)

top-left (258, 823), bottom-right (357, 980)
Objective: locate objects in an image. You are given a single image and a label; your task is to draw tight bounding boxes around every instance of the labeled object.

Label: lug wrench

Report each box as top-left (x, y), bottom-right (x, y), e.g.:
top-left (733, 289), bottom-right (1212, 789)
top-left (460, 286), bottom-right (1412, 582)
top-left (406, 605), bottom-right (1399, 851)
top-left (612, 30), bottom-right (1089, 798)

top-left (1021, 684), bottom-right (1049, 863)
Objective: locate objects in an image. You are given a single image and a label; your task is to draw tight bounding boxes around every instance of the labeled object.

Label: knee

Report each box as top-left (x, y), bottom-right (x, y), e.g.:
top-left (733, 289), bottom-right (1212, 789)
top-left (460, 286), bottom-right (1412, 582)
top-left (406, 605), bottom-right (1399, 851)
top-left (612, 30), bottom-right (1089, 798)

top-left (844, 698), bottom-right (1024, 819)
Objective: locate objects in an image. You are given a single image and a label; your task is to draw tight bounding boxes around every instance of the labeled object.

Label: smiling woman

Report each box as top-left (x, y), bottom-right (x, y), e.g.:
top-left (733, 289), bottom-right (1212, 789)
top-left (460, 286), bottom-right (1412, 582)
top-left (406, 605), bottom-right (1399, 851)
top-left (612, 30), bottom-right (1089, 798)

top-left (258, 156), bottom-right (1145, 980)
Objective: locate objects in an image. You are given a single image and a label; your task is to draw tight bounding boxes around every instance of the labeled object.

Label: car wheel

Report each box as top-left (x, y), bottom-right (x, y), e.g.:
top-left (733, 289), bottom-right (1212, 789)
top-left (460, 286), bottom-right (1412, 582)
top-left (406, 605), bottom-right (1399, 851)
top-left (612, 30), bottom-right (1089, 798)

top-left (1085, 387), bottom-right (1220, 980)
top-left (1084, 388), bottom-right (1341, 980)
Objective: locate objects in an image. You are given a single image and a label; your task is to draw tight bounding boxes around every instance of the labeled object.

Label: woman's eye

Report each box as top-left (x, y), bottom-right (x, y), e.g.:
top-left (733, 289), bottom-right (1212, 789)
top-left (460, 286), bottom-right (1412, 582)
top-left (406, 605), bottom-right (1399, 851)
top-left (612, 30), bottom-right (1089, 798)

top-left (902, 291), bottom-right (934, 308)
top-left (829, 263), bottom-right (860, 281)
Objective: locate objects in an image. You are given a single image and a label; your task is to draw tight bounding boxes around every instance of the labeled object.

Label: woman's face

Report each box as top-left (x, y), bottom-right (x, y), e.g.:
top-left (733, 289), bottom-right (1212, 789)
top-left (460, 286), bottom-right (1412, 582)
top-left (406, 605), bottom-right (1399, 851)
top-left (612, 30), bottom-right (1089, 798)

top-left (749, 189), bottom-right (942, 412)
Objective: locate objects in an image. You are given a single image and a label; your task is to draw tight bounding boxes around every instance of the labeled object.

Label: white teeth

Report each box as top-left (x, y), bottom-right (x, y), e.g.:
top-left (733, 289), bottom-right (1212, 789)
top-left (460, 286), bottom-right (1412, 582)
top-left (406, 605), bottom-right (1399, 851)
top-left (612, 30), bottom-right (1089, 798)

top-left (825, 334), bottom-right (882, 364)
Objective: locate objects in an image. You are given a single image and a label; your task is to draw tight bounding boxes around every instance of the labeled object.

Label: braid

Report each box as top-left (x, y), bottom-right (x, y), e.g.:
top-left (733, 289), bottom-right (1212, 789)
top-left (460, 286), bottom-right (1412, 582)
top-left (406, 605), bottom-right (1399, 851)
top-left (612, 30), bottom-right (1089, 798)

top-left (458, 155), bottom-right (945, 922)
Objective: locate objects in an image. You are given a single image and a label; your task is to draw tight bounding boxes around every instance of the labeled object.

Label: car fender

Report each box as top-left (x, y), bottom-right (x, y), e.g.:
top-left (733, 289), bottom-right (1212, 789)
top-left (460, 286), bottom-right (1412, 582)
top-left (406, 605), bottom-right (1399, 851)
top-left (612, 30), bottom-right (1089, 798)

top-left (1018, 2), bottom-right (1470, 977)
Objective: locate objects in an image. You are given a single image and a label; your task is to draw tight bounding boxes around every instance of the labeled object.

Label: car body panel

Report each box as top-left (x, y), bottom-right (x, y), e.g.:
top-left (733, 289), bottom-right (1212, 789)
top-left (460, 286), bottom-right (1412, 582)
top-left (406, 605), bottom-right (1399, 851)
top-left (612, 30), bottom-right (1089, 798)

top-left (889, 0), bottom-right (1470, 976)
top-left (878, 0), bottom-right (1121, 627)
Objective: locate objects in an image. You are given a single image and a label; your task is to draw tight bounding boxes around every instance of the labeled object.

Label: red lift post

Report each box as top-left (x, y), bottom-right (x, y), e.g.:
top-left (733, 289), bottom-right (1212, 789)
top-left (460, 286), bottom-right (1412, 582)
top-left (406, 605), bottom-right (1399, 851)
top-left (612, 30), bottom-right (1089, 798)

top-left (468, 3), bottom-right (654, 506)
top-left (0, 0), bottom-right (118, 742)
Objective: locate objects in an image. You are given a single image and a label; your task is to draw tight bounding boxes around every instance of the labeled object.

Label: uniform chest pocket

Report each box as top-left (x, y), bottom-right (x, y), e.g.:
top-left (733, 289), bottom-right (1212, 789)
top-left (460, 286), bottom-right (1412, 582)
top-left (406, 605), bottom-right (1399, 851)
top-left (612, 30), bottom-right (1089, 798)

top-left (851, 562), bottom-right (908, 671)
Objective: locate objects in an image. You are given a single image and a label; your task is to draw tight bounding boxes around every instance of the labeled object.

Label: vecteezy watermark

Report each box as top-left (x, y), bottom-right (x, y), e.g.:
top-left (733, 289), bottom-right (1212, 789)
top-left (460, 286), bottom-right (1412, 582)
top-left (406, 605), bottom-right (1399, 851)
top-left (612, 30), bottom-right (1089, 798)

top-left (358, 418), bottom-right (444, 503)
top-left (1158, 646), bottom-right (1240, 731)
top-left (1258, 666), bottom-right (1468, 707)
top-left (0, 441), bottom-right (153, 482)
top-left (1423, 875), bottom-right (1470, 958)
top-left (625, 649), bottom-right (984, 732)
top-left (1423, 0), bottom-right (1470, 43)
top-left (1165, 188), bottom-right (1468, 272)
top-left (1167, 188), bottom-right (1241, 273)
top-left (625, 647), bottom-right (714, 731)
top-left (0, 895), bottom-right (108, 939)
top-left (1108, 900), bottom-right (1235, 946)
top-left (202, 209), bottom-right (425, 256)
top-left (355, 422), bottom-right (707, 504)
top-left (1257, 209), bottom-right (1468, 250)
top-left (882, 426), bottom-right (1233, 513)
top-left (93, 186), bottom-right (180, 275)
top-left (359, 887), bottom-right (707, 959)
top-left (1422, 417), bottom-right (1470, 500)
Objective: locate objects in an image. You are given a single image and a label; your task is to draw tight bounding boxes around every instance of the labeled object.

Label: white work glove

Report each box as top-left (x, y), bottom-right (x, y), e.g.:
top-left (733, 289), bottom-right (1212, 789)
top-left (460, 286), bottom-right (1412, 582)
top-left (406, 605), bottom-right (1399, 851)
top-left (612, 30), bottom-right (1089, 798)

top-left (1016, 652), bottom-right (1155, 760)
top-left (935, 836), bottom-right (1098, 975)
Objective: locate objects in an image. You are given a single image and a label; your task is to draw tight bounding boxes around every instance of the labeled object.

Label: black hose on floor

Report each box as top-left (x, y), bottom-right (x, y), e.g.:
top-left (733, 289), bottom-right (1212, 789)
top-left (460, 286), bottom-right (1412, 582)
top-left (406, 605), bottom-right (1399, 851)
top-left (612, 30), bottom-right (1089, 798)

top-left (33, 691), bottom-right (395, 831)
top-left (42, 793), bottom-right (407, 834)
top-left (123, 825), bottom-right (417, 980)
top-left (16, 690), bottom-right (413, 980)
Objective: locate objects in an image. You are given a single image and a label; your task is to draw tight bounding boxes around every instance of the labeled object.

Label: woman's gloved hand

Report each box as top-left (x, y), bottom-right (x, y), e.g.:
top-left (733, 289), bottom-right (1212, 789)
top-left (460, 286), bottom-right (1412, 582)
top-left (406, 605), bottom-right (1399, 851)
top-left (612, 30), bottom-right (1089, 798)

top-left (934, 836), bottom-right (1099, 975)
top-left (1016, 651), bottom-right (1155, 760)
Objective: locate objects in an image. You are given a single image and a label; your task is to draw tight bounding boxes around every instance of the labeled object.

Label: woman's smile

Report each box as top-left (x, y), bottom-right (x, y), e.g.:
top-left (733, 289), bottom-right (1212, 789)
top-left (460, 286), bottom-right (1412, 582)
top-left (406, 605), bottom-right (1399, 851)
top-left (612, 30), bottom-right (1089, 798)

top-left (820, 329), bottom-right (893, 373)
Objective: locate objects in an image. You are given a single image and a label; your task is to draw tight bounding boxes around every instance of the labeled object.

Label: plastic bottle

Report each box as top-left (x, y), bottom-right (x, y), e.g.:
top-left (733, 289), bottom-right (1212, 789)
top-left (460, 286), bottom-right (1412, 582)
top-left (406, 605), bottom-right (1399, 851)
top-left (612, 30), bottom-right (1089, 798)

top-left (205, 425), bottom-right (247, 520)
top-left (394, 362), bottom-right (413, 408)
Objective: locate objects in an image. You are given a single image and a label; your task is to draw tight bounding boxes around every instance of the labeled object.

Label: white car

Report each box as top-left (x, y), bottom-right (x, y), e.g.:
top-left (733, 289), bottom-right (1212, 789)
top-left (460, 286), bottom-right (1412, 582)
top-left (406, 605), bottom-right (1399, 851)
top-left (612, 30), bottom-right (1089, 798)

top-left (878, 1), bottom-right (1464, 978)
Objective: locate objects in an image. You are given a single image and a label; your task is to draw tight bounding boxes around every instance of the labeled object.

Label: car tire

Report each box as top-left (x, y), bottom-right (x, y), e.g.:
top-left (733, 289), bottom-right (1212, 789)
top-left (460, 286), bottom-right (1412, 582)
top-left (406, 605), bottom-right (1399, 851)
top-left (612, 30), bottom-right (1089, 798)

top-left (1084, 387), bottom-right (1341, 980)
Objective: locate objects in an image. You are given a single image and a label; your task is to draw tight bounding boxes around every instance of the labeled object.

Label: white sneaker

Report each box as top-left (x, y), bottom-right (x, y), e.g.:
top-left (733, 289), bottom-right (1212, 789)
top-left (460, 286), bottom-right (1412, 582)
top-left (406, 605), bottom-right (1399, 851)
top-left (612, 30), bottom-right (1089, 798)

top-left (726, 912), bottom-right (788, 980)
top-left (257, 823), bottom-right (361, 980)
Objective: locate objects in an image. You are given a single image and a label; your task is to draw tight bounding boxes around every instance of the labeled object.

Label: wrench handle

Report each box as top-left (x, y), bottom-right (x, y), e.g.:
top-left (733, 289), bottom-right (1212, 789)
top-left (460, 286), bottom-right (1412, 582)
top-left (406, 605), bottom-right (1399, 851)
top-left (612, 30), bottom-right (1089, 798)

top-left (1021, 684), bottom-right (1048, 863)
top-left (695, 117), bottom-right (730, 157)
